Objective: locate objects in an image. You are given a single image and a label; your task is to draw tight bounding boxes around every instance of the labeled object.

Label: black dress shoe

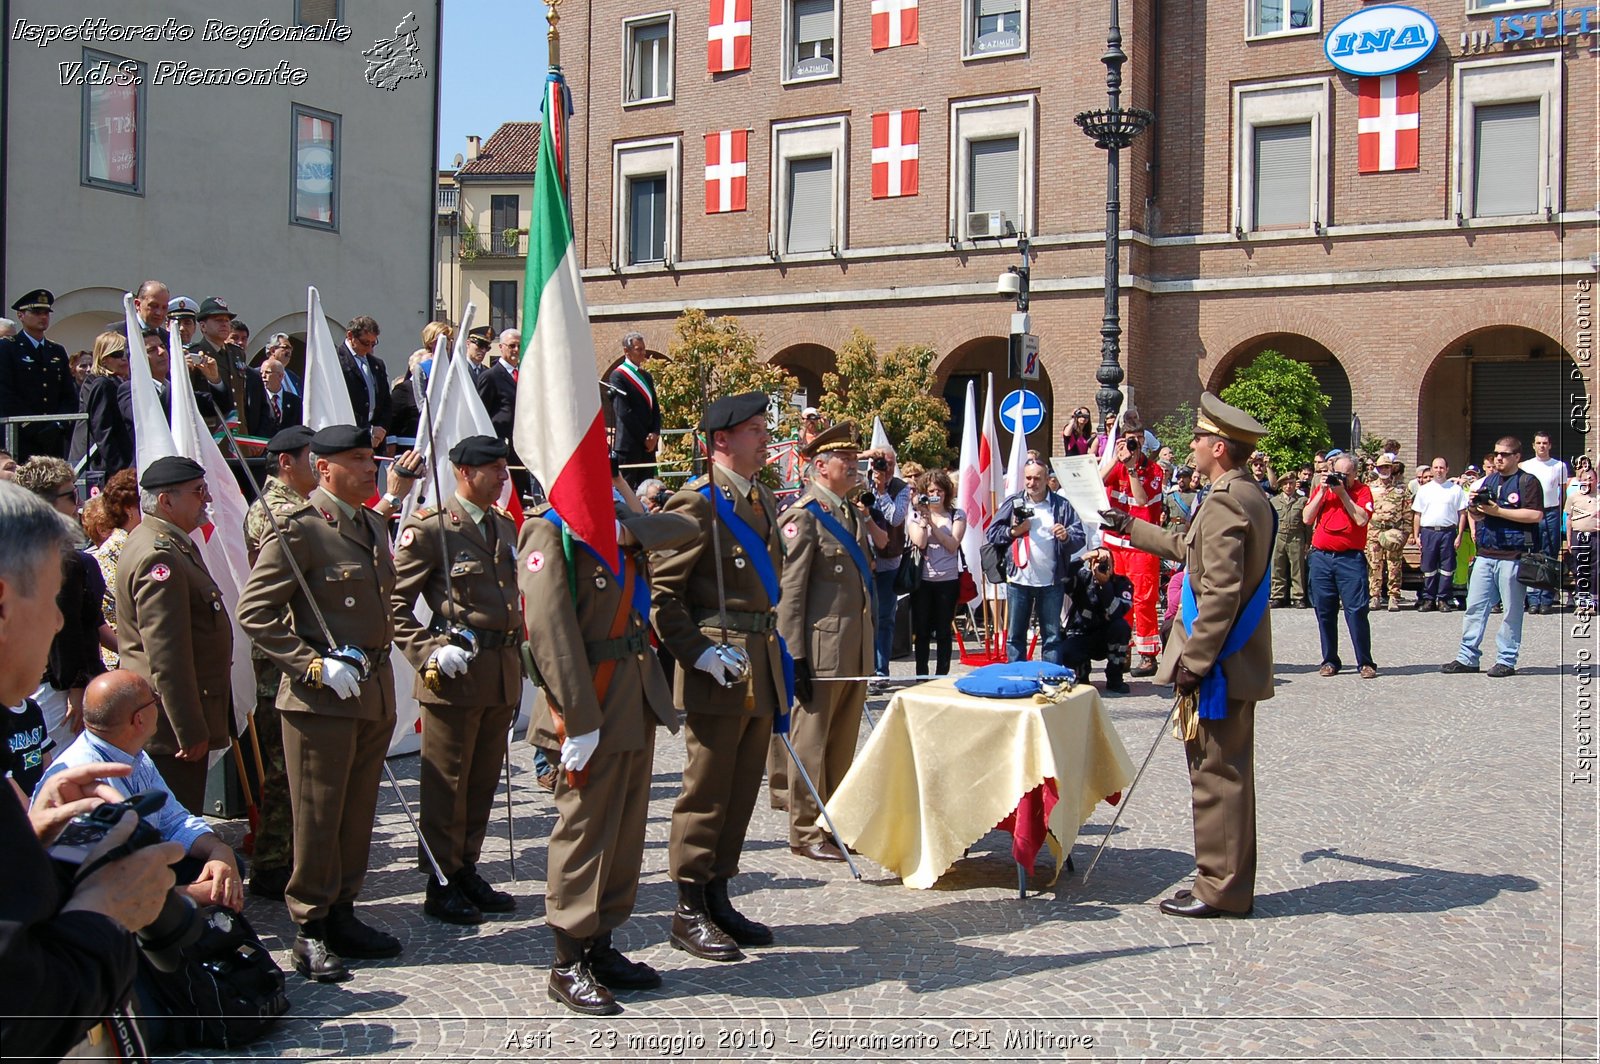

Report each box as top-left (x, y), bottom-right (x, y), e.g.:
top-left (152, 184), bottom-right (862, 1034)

top-left (705, 878), bottom-right (774, 947)
top-left (790, 840), bottom-right (847, 862)
top-left (249, 865), bottom-right (290, 900)
top-left (325, 903), bottom-right (403, 959)
top-left (588, 935), bottom-right (663, 991)
top-left (424, 880), bottom-right (485, 926)
top-left (456, 867), bottom-right (516, 913)
top-left (292, 921), bottom-right (350, 982)
top-left (1159, 893), bottom-right (1250, 918)
top-left (549, 963), bottom-right (621, 1015)
top-left (669, 884), bottom-right (743, 962)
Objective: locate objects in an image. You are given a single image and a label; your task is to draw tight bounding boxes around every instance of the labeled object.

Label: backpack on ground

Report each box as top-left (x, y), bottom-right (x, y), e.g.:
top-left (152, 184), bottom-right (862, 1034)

top-left (137, 904), bottom-right (290, 1050)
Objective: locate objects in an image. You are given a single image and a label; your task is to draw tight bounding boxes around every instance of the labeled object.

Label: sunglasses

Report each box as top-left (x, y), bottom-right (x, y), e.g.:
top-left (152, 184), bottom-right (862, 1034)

top-left (1493, 450), bottom-right (1517, 458)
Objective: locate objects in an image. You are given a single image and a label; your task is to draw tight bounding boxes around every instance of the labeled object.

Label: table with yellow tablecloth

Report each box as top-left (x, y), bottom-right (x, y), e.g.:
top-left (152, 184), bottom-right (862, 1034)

top-left (828, 677), bottom-right (1135, 889)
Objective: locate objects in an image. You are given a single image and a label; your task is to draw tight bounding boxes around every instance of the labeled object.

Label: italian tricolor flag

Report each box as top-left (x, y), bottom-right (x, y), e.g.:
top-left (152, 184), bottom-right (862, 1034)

top-left (513, 69), bottom-right (618, 569)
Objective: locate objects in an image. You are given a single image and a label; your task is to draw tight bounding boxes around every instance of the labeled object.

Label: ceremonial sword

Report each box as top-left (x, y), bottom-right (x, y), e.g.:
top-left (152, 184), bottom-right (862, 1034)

top-left (1079, 692), bottom-right (1184, 885)
top-left (218, 419), bottom-right (450, 887)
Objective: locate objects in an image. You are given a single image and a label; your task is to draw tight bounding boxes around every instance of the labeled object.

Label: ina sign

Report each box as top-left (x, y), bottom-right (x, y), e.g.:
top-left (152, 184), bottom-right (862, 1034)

top-left (1324, 4), bottom-right (1439, 77)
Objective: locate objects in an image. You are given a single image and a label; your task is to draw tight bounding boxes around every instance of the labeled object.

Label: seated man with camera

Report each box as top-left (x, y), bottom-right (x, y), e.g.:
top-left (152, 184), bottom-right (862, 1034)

top-left (986, 459), bottom-right (1087, 665)
top-left (1061, 548), bottom-right (1135, 694)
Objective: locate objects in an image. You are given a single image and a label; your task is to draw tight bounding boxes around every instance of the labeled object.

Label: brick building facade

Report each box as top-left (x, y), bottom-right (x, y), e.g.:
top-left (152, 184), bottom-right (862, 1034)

top-left (543, 0), bottom-right (1595, 466)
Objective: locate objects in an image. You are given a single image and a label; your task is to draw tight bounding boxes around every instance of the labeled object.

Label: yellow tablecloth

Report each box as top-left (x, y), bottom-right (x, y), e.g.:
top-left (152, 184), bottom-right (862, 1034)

top-left (829, 677), bottom-right (1135, 889)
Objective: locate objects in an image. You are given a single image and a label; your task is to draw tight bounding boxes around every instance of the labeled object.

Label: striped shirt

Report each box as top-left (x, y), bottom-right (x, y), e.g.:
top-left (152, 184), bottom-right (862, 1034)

top-left (34, 731), bottom-right (213, 854)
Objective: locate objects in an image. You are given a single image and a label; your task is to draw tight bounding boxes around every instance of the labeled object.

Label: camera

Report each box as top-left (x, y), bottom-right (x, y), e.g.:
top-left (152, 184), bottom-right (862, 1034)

top-left (1012, 502), bottom-right (1034, 523)
top-left (1324, 471), bottom-right (1346, 488)
top-left (48, 791), bottom-right (202, 972)
top-left (1095, 558), bottom-right (1111, 574)
top-left (915, 493), bottom-right (934, 507)
top-left (1472, 488), bottom-right (1496, 507)
top-left (650, 489), bottom-right (673, 510)
top-left (870, 456), bottom-right (889, 473)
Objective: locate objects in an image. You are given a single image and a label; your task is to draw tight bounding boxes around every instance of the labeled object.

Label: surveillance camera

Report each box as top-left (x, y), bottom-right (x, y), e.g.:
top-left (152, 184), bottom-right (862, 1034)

top-left (996, 271), bottom-right (1021, 296)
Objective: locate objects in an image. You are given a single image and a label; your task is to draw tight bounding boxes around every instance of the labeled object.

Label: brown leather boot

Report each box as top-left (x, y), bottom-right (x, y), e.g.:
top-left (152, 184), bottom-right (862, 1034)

top-left (587, 931), bottom-right (662, 990)
top-left (705, 878), bottom-right (774, 947)
top-left (669, 883), bottom-right (743, 961)
top-left (547, 928), bottom-right (620, 1016)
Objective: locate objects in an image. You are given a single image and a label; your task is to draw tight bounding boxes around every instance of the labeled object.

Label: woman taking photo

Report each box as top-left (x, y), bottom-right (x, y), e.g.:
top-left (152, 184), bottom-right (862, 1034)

top-left (1061, 407), bottom-right (1095, 457)
top-left (905, 469), bottom-right (967, 676)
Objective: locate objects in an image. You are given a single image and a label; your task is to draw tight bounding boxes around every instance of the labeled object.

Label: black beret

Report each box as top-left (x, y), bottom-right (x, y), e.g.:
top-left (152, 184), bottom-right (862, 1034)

top-left (140, 455), bottom-right (206, 490)
top-left (309, 425), bottom-right (372, 455)
top-left (448, 435), bottom-right (509, 466)
top-left (266, 425), bottom-right (316, 455)
top-left (700, 392), bottom-right (769, 434)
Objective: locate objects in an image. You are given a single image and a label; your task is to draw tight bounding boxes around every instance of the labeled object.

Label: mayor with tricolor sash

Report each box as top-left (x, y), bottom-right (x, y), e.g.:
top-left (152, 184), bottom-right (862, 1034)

top-left (1099, 391), bottom-right (1274, 918)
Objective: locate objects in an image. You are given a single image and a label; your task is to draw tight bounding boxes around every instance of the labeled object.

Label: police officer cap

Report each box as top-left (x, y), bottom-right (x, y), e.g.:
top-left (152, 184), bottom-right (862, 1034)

top-left (1195, 391), bottom-right (1267, 447)
top-left (139, 455), bottom-right (207, 490)
top-left (800, 421), bottom-right (859, 459)
top-left (448, 434), bottom-right (508, 466)
top-left (309, 425), bottom-right (372, 455)
top-left (467, 326), bottom-right (494, 344)
top-left (266, 424), bottom-right (316, 455)
top-left (167, 296), bottom-right (199, 321)
top-left (700, 392), bottom-right (768, 434)
top-left (196, 296), bottom-right (233, 321)
top-left (10, 289), bottom-right (54, 313)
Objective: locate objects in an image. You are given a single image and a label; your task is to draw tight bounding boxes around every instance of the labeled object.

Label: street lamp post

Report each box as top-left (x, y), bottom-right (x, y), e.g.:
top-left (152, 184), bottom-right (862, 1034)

top-left (1075, 0), bottom-right (1153, 429)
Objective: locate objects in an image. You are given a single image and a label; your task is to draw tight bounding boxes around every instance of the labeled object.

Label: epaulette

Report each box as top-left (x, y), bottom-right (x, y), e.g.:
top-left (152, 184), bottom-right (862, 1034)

top-left (491, 504), bottom-right (513, 519)
top-left (527, 502), bottom-right (554, 519)
top-left (413, 507), bottom-right (436, 520)
top-left (685, 474), bottom-right (710, 491)
top-left (153, 537), bottom-right (172, 550)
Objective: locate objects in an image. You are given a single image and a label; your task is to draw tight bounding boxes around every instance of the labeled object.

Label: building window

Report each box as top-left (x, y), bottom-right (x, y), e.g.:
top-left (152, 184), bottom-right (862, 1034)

top-left (771, 117), bottom-right (847, 256)
top-left (949, 95), bottom-right (1035, 240)
top-left (291, 105), bottom-right (340, 230)
top-left (1454, 56), bottom-right (1560, 222)
top-left (784, 0), bottom-right (839, 82)
top-left (623, 13), bottom-right (673, 105)
top-left (295, 0), bottom-right (344, 26)
top-left (80, 50), bottom-right (144, 195)
top-left (1465, 0), bottom-right (1545, 10)
top-left (612, 137), bottom-right (680, 269)
top-left (1232, 78), bottom-right (1329, 233)
top-left (489, 281), bottom-right (518, 335)
top-left (488, 195), bottom-right (520, 254)
top-left (964, 0), bottom-right (1027, 59)
top-left (1249, 0), bottom-right (1316, 37)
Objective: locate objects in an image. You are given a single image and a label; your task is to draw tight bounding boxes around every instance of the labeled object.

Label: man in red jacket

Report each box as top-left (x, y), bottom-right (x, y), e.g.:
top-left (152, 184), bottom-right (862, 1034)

top-left (1103, 428), bottom-right (1166, 675)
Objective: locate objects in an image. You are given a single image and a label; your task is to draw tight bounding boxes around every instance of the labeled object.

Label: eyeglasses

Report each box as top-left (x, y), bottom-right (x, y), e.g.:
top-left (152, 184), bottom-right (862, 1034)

top-left (50, 486), bottom-right (77, 501)
top-left (1493, 450), bottom-right (1517, 458)
top-left (130, 692), bottom-right (164, 716)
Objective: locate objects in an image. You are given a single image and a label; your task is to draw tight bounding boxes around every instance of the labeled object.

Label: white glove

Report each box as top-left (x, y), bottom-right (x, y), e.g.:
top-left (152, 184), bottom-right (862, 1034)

top-left (321, 657), bottom-right (360, 700)
top-left (560, 729), bottom-right (600, 773)
top-left (431, 644), bottom-right (471, 678)
top-left (694, 645), bottom-right (736, 687)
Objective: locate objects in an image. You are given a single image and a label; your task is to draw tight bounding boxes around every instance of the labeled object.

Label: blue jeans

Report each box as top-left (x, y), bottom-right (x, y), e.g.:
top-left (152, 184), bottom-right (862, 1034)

top-left (873, 569), bottom-right (898, 675)
top-left (1528, 509), bottom-right (1562, 607)
top-left (1308, 548), bottom-right (1374, 670)
top-left (1006, 582), bottom-right (1064, 665)
top-left (1457, 554), bottom-right (1525, 668)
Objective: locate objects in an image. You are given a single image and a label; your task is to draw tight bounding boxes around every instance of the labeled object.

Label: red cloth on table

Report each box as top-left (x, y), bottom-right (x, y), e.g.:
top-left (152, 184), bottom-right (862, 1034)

top-left (997, 778), bottom-right (1059, 870)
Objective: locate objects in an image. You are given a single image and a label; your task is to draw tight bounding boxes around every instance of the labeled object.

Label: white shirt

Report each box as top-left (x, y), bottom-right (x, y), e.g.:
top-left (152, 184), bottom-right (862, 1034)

top-left (1010, 495), bottom-right (1058, 588)
top-left (1520, 456), bottom-right (1567, 509)
top-left (1412, 480), bottom-right (1470, 528)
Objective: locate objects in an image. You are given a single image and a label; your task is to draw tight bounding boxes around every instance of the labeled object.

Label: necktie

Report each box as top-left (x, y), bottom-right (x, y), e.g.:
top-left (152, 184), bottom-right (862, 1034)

top-left (270, 393), bottom-right (281, 422)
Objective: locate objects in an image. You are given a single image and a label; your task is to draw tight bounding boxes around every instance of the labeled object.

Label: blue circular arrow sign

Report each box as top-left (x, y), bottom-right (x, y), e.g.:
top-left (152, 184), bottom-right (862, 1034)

top-left (1000, 389), bottom-right (1045, 436)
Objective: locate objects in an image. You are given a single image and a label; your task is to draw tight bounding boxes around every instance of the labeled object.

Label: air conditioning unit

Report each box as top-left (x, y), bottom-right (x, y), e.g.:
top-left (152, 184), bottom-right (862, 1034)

top-left (966, 210), bottom-right (1014, 239)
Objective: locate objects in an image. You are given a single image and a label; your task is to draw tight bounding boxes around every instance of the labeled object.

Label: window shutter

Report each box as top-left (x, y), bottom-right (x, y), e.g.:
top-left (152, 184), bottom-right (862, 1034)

top-left (1252, 122), bottom-right (1311, 228)
top-left (1474, 102), bottom-right (1539, 217)
top-left (628, 176), bottom-right (667, 263)
top-left (969, 137), bottom-right (1019, 220)
top-left (490, 195), bottom-right (519, 253)
top-left (786, 156), bottom-right (833, 253)
top-left (978, 0), bottom-right (1020, 15)
top-left (795, 0), bottom-right (833, 44)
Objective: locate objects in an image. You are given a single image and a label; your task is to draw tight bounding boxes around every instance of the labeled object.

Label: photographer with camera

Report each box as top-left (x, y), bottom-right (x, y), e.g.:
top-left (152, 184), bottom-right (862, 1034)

top-left (862, 448), bottom-right (906, 680)
top-left (1304, 454), bottom-right (1378, 678)
top-left (986, 459), bottom-right (1087, 665)
top-left (0, 481), bottom-right (185, 1059)
top-left (905, 470), bottom-right (967, 676)
top-left (1061, 548), bottom-right (1135, 694)
top-left (1102, 428), bottom-right (1166, 675)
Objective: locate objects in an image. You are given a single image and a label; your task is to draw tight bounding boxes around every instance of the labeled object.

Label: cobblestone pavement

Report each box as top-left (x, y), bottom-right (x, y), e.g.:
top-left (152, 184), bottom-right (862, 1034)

top-left (188, 602), bottom-right (1597, 1062)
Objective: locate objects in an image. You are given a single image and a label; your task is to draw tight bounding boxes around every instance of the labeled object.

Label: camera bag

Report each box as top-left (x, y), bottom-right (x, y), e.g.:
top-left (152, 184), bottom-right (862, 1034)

top-left (136, 904), bottom-right (290, 1050)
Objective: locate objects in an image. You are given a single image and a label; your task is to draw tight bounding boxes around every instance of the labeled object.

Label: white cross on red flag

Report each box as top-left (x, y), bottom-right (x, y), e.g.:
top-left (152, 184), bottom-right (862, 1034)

top-left (1358, 72), bottom-right (1419, 173)
top-left (708, 0), bottom-right (752, 73)
top-left (871, 0), bottom-right (918, 49)
top-left (705, 129), bottom-right (748, 213)
top-left (871, 110), bottom-right (919, 198)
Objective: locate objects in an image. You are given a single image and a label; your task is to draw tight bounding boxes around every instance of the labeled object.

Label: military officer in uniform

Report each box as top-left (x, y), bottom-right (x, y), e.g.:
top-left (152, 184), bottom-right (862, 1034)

top-left (1365, 452), bottom-right (1411, 611)
top-left (114, 456), bottom-right (234, 814)
top-left (241, 425), bottom-right (319, 900)
top-left (1269, 472), bottom-right (1309, 608)
top-left (189, 296), bottom-right (251, 427)
top-left (391, 435), bottom-right (522, 926)
top-left (1099, 392), bottom-right (1274, 918)
top-left (520, 473), bottom-right (698, 1015)
top-left (776, 423), bottom-right (874, 862)
top-left (652, 392), bottom-right (787, 963)
top-left (238, 425), bottom-right (403, 981)
top-left (0, 289), bottom-right (76, 460)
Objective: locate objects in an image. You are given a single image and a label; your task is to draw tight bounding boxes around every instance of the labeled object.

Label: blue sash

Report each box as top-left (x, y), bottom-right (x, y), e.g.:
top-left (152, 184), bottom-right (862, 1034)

top-left (803, 500), bottom-right (875, 594)
top-left (1178, 509), bottom-right (1276, 721)
top-left (698, 485), bottom-right (796, 714)
top-left (539, 508), bottom-right (649, 622)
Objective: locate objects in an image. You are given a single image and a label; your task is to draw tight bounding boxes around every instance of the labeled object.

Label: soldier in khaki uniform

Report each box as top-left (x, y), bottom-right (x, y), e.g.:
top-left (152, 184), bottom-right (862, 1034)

top-left (392, 436), bottom-right (522, 926)
top-left (1100, 392), bottom-right (1274, 918)
top-left (1365, 452), bottom-right (1411, 611)
top-left (651, 392), bottom-right (788, 964)
top-left (114, 456), bottom-right (234, 814)
top-left (242, 425), bottom-right (319, 900)
top-left (1269, 472), bottom-right (1309, 608)
top-left (520, 477), bottom-right (698, 1015)
top-left (776, 423), bottom-right (874, 862)
top-left (238, 425), bottom-right (403, 982)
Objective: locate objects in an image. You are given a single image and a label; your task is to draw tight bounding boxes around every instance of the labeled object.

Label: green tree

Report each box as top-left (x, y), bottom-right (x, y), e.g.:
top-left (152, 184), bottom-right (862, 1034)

top-left (1150, 401), bottom-right (1198, 455)
top-left (1219, 350), bottom-right (1332, 473)
top-left (818, 328), bottom-right (952, 469)
top-left (652, 309), bottom-right (800, 483)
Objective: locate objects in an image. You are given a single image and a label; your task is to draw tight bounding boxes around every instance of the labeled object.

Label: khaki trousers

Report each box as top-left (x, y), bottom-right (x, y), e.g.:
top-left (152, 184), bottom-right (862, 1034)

top-left (787, 679), bottom-right (865, 847)
top-left (419, 702), bottom-right (516, 877)
top-left (1185, 698), bottom-right (1256, 913)
top-left (669, 712), bottom-right (771, 884)
top-left (547, 733), bottom-right (656, 939)
top-left (150, 752), bottom-right (208, 817)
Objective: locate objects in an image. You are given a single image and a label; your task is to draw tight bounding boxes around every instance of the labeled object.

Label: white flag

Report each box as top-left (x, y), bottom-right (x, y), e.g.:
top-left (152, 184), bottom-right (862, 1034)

top-left (870, 416), bottom-right (893, 455)
top-left (123, 294), bottom-right (176, 472)
top-left (955, 380), bottom-right (985, 604)
top-left (302, 286), bottom-right (355, 430)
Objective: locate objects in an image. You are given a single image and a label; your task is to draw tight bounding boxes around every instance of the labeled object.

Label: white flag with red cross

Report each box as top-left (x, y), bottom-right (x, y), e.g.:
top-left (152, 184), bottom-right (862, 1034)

top-left (705, 129), bottom-right (748, 213)
top-left (707, 0), bottom-right (752, 73)
top-left (871, 110), bottom-right (919, 199)
top-left (871, 0), bottom-right (918, 49)
top-left (1358, 72), bottom-right (1419, 174)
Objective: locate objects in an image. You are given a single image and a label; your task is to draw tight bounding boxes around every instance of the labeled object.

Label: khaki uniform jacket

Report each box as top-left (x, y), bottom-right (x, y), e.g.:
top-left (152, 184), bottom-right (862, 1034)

top-left (391, 496), bottom-right (522, 707)
top-left (1128, 467), bottom-right (1275, 702)
top-left (114, 516), bottom-right (233, 755)
top-left (776, 490), bottom-right (875, 677)
top-left (243, 476), bottom-right (308, 662)
top-left (237, 486), bottom-right (397, 721)
top-left (1269, 490), bottom-right (1307, 537)
top-left (519, 504), bottom-right (698, 755)
top-left (650, 468), bottom-right (788, 716)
